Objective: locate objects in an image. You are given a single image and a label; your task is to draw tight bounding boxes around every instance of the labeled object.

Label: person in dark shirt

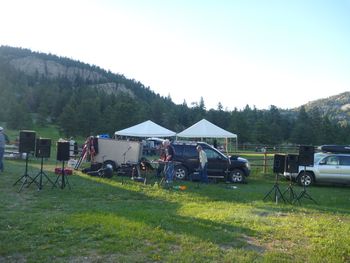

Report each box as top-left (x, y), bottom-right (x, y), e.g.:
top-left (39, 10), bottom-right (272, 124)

top-left (156, 145), bottom-right (166, 177)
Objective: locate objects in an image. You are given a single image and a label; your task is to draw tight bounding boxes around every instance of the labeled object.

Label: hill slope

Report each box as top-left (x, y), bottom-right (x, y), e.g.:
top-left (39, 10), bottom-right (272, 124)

top-left (1, 45), bottom-right (350, 146)
top-left (0, 45), bottom-right (190, 135)
top-left (301, 92), bottom-right (350, 124)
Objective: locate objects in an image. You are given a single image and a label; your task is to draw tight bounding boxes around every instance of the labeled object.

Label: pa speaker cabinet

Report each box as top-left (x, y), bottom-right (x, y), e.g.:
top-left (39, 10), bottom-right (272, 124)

top-left (298, 145), bottom-right (314, 166)
top-left (286, 154), bottom-right (299, 173)
top-left (57, 141), bottom-right (70, 161)
top-left (35, 138), bottom-right (51, 158)
top-left (19, 130), bottom-right (36, 153)
top-left (273, 154), bottom-right (286, 173)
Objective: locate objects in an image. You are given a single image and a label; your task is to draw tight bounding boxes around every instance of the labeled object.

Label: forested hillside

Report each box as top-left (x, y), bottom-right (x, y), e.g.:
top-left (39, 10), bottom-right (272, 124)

top-left (1, 45), bottom-right (349, 145)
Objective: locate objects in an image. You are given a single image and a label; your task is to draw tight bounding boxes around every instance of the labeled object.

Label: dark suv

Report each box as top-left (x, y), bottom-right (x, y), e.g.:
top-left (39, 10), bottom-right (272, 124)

top-left (172, 141), bottom-right (250, 183)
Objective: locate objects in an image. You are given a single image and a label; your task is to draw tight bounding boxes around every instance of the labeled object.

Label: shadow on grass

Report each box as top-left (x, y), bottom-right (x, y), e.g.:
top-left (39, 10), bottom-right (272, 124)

top-left (1, 162), bottom-right (259, 260)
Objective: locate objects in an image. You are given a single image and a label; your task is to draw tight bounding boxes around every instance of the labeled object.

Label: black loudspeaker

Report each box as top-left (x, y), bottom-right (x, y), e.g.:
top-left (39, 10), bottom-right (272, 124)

top-left (298, 145), bottom-right (314, 166)
top-left (57, 141), bottom-right (70, 161)
top-left (273, 154), bottom-right (286, 173)
top-left (19, 130), bottom-right (36, 153)
top-left (286, 154), bottom-right (299, 173)
top-left (35, 138), bottom-right (51, 158)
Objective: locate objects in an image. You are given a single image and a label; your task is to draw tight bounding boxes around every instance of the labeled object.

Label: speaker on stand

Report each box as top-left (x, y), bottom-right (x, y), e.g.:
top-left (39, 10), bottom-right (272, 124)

top-left (294, 145), bottom-right (317, 205)
top-left (13, 130), bottom-right (37, 192)
top-left (263, 154), bottom-right (286, 204)
top-left (28, 138), bottom-right (55, 190)
top-left (53, 140), bottom-right (71, 189)
top-left (282, 154), bottom-right (299, 203)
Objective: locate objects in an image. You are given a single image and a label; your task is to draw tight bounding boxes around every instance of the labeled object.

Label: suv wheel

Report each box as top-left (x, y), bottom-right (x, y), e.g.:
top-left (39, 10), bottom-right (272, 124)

top-left (174, 165), bottom-right (188, 180)
top-left (230, 169), bottom-right (246, 183)
top-left (297, 171), bottom-right (314, 186)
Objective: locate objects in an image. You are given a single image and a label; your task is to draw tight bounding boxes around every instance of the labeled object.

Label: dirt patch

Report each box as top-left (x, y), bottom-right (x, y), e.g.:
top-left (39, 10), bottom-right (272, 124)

top-left (219, 234), bottom-right (267, 254)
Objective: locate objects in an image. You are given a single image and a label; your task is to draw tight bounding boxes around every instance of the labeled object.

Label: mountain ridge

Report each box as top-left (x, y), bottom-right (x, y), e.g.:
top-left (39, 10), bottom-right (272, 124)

top-left (2, 45), bottom-right (349, 120)
top-left (300, 92), bottom-right (350, 124)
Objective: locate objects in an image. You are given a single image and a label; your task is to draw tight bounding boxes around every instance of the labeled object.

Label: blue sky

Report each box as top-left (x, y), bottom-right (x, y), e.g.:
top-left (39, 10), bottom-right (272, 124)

top-left (1, 0), bottom-right (350, 110)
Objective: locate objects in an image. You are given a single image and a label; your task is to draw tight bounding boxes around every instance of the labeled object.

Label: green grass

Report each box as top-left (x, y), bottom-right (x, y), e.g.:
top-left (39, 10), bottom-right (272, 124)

top-left (1, 158), bottom-right (350, 263)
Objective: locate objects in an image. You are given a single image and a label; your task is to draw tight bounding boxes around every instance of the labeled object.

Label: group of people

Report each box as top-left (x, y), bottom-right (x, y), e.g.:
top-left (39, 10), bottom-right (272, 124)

top-left (157, 139), bottom-right (208, 185)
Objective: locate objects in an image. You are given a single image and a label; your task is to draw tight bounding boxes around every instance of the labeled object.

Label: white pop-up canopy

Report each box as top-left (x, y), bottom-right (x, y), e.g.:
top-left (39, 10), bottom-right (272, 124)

top-left (177, 119), bottom-right (237, 138)
top-left (114, 120), bottom-right (176, 138)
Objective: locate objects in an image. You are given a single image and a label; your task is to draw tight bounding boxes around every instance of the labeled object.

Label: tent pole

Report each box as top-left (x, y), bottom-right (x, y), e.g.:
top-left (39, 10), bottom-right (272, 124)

top-left (236, 137), bottom-right (238, 153)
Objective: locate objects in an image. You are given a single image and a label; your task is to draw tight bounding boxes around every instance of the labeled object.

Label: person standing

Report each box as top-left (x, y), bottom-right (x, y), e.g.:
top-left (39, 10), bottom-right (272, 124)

top-left (163, 139), bottom-right (175, 184)
top-left (197, 145), bottom-right (208, 183)
top-left (0, 127), bottom-right (10, 173)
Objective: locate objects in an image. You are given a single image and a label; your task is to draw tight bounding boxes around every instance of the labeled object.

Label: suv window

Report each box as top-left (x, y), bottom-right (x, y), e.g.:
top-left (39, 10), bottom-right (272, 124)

top-left (183, 145), bottom-right (197, 158)
top-left (204, 148), bottom-right (223, 159)
top-left (322, 156), bottom-right (339, 165)
top-left (339, 156), bottom-right (350, 165)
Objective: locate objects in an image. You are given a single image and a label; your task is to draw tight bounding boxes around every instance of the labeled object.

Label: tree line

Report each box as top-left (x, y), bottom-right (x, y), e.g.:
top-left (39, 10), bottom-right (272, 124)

top-left (1, 47), bottom-right (349, 146)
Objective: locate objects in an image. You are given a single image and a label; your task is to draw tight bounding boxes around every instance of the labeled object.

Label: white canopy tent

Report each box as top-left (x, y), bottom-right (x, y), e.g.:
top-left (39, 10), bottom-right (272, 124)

top-left (114, 120), bottom-right (176, 138)
top-left (177, 119), bottom-right (237, 152)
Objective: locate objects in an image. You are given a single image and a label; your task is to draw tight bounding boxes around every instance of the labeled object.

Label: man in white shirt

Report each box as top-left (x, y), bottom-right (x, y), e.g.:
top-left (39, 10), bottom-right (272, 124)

top-left (196, 145), bottom-right (208, 183)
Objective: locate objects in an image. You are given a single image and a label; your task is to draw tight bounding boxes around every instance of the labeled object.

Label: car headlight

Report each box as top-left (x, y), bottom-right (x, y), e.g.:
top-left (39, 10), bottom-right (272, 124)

top-left (245, 162), bottom-right (250, 170)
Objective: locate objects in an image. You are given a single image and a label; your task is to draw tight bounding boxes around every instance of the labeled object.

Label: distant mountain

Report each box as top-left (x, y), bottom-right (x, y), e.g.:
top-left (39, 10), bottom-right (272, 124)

top-left (1, 45), bottom-right (349, 145)
top-left (299, 92), bottom-right (350, 125)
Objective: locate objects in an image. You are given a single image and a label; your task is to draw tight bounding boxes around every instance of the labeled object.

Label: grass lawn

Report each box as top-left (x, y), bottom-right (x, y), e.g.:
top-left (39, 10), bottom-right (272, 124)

top-left (1, 158), bottom-right (350, 263)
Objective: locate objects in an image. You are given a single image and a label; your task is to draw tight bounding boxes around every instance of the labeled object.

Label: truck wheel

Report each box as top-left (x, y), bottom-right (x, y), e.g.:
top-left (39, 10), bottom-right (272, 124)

top-left (230, 169), bottom-right (246, 183)
top-left (174, 165), bottom-right (188, 180)
top-left (297, 171), bottom-right (314, 186)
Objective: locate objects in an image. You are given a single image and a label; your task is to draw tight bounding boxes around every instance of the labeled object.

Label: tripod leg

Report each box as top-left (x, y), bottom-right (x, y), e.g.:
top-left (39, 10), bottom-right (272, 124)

top-left (42, 171), bottom-right (55, 186)
top-left (52, 174), bottom-right (60, 189)
top-left (13, 174), bottom-right (25, 186)
top-left (263, 185), bottom-right (276, 201)
top-left (27, 172), bottom-right (41, 188)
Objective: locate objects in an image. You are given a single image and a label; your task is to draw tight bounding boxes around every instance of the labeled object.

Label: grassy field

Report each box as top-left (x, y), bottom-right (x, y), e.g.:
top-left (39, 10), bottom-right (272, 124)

top-left (1, 156), bottom-right (350, 263)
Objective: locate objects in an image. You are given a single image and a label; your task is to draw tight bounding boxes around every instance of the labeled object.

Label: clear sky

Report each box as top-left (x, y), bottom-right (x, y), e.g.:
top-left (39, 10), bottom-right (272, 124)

top-left (1, 0), bottom-right (350, 110)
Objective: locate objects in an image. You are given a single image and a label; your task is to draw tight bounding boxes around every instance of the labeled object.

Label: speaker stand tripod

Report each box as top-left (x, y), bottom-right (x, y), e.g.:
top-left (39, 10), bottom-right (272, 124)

top-left (13, 154), bottom-right (37, 192)
top-left (28, 157), bottom-right (55, 190)
top-left (283, 173), bottom-right (297, 203)
top-left (53, 161), bottom-right (71, 189)
top-left (263, 173), bottom-right (286, 204)
top-left (294, 166), bottom-right (317, 205)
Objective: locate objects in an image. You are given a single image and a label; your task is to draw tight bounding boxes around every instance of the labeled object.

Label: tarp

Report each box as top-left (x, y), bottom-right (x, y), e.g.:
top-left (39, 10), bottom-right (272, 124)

top-left (177, 119), bottom-right (237, 138)
top-left (114, 120), bottom-right (176, 137)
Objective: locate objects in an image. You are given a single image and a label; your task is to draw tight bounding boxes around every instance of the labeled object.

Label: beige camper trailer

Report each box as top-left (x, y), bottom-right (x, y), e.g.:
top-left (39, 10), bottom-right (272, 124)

top-left (94, 138), bottom-right (143, 170)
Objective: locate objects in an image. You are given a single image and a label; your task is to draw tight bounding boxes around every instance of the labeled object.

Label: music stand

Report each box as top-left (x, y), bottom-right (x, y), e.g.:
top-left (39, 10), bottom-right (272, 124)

top-left (28, 156), bottom-right (55, 190)
top-left (294, 166), bottom-right (317, 205)
top-left (13, 153), bottom-right (37, 192)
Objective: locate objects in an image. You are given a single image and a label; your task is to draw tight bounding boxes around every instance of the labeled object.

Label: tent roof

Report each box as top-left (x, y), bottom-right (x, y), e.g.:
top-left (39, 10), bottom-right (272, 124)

top-left (177, 119), bottom-right (237, 138)
top-left (114, 120), bottom-right (176, 137)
